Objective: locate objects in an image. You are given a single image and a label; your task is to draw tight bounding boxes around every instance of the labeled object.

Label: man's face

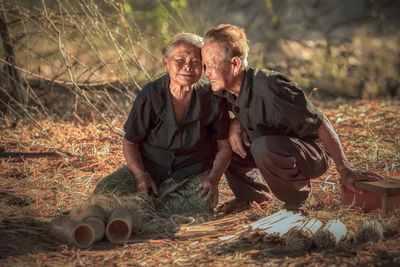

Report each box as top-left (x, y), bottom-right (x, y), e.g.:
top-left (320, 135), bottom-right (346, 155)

top-left (201, 42), bottom-right (234, 92)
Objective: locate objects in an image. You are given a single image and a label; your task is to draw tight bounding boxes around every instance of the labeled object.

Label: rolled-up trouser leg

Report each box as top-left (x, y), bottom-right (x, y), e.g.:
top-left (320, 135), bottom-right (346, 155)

top-left (224, 147), bottom-right (272, 203)
top-left (250, 135), bottom-right (332, 206)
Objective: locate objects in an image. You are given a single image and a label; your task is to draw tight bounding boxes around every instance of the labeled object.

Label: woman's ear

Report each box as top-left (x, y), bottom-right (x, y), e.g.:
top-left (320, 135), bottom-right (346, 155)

top-left (231, 56), bottom-right (242, 76)
top-left (163, 57), bottom-right (168, 71)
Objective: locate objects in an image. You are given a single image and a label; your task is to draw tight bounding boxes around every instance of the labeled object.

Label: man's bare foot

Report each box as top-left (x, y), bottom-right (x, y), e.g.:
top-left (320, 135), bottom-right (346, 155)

top-left (216, 198), bottom-right (249, 214)
top-left (282, 203), bottom-right (308, 216)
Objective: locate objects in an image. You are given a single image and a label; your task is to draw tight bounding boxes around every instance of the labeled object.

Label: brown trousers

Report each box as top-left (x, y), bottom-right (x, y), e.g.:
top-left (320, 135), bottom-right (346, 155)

top-left (225, 135), bottom-right (332, 206)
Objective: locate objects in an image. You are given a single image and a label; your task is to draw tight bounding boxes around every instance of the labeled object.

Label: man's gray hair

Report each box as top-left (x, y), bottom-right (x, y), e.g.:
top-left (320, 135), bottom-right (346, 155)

top-left (162, 33), bottom-right (203, 58)
top-left (204, 24), bottom-right (249, 70)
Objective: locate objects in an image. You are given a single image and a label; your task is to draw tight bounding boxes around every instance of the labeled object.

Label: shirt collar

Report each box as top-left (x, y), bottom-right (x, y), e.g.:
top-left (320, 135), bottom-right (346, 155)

top-left (216, 67), bottom-right (254, 109)
top-left (183, 89), bottom-right (202, 123)
top-left (235, 67), bottom-right (254, 109)
top-left (151, 74), bottom-right (202, 126)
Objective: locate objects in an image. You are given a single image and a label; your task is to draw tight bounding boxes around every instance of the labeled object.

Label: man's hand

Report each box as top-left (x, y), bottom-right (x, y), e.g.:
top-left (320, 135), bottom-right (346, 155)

top-left (135, 173), bottom-right (158, 195)
top-left (338, 164), bottom-right (384, 194)
top-left (197, 174), bottom-right (220, 208)
top-left (229, 119), bottom-right (250, 158)
top-left (316, 117), bottom-right (384, 194)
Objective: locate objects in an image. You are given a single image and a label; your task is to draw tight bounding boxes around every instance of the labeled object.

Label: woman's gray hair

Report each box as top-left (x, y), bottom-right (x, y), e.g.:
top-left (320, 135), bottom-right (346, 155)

top-left (162, 33), bottom-right (203, 58)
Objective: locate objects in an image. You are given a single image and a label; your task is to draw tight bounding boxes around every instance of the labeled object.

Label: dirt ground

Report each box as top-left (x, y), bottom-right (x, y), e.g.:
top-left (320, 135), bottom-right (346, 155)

top-left (1, 99), bottom-right (399, 266)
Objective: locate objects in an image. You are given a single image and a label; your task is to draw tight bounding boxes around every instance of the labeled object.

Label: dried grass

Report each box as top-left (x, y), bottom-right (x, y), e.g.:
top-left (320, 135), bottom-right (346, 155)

top-left (1, 100), bottom-right (400, 266)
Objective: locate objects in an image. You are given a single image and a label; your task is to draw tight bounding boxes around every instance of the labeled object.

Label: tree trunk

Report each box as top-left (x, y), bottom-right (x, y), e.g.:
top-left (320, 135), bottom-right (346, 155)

top-left (0, 5), bottom-right (25, 112)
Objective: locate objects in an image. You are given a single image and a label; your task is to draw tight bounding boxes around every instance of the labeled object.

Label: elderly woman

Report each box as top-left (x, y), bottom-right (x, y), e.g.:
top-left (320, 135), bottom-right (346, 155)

top-left (94, 33), bottom-right (231, 217)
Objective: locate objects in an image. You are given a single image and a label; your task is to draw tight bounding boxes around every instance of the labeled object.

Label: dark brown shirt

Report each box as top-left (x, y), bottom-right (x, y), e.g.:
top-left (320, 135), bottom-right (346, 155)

top-left (219, 68), bottom-right (324, 142)
top-left (124, 74), bottom-right (229, 184)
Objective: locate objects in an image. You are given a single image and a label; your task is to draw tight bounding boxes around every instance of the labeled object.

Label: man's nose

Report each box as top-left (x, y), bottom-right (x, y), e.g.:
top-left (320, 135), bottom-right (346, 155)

top-left (204, 66), bottom-right (211, 77)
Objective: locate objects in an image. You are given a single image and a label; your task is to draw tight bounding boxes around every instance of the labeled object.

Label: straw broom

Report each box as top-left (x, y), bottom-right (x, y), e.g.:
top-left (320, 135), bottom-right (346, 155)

top-left (314, 219), bottom-right (347, 249)
top-left (355, 220), bottom-right (383, 244)
top-left (285, 218), bottom-right (323, 251)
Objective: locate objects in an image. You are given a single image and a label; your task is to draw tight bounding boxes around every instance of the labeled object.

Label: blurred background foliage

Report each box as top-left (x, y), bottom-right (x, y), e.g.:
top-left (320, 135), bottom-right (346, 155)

top-left (0, 0), bottom-right (399, 121)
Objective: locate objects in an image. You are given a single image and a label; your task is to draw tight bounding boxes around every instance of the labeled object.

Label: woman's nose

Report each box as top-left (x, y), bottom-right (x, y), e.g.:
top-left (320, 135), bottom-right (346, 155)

top-left (182, 61), bottom-right (193, 71)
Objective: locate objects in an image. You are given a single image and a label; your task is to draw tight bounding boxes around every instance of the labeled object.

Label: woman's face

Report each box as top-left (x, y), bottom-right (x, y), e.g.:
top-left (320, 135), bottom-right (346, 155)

top-left (163, 42), bottom-right (202, 88)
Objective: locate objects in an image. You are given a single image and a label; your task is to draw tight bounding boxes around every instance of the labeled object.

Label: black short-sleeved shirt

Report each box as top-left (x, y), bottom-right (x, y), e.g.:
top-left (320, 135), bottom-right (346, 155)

top-left (124, 74), bottom-right (229, 184)
top-left (219, 67), bottom-right (324, 142)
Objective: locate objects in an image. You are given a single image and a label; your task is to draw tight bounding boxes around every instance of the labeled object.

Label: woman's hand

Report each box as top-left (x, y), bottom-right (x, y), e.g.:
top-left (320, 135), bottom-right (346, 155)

top-left (135, 173), bottom-right (158, 195)
top-left (197, 174), bottom-right (220, 208)
top-left (338, 163), bottom-right (384, 194)
top-left (229, 119), bottom-right (250, 158)
top-left (123, 138), bottom-right (158, 195)
top-left (197, 139), bottom-right (232, 208)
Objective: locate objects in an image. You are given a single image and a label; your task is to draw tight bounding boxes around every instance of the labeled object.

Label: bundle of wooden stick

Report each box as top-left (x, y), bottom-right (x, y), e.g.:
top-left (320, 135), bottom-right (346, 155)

top-left (220, 209), bottom-right (348, 251)
top-left (220, 210), bottom-right (385, 251)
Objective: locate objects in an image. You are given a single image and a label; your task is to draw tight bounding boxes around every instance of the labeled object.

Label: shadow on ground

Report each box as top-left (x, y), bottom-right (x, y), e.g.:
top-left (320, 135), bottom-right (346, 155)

top-left (0, 216), bottom-right (59, 259)
top-left (0, 214), bottom-right (173, 260)
top-left (207, 235), bottom-right (400, 265)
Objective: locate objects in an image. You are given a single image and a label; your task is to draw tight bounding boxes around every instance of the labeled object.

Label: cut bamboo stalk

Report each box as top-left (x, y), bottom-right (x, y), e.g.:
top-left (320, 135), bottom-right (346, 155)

top-left (314, 219), bottom-right (347, 249)
top-left (78, 204), bottom-right (106, 242)
top-left (48, 216), bottom-right (77, 245)
top-left (83, 217), bottom-right (105, 242)
top-left (73, 222), bottom-right (96, 248)
top-left (355, 220), bottom-right (383, 244)
top-left (71, 205), bottom-right (107, 248)
top-left (79, 204), bottom-right (106, 222)
top-left (285, 218), bottom-right (323, 251)
top-left (106, 206), bottom-right (134, 243)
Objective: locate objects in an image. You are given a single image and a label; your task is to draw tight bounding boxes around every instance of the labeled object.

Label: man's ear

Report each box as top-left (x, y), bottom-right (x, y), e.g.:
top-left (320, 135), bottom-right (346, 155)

top-left (231, 56), bottom-right (242, 75)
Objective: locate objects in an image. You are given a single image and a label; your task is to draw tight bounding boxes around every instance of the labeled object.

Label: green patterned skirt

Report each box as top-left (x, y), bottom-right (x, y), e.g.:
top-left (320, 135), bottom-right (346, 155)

top-left (93, 166), bottom-right (214, 218)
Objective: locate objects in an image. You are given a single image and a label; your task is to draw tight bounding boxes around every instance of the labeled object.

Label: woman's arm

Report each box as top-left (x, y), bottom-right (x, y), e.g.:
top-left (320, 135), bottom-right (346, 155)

top-left (316, 115), bottom-right (383, 194)
top-left (123, 137), bottom-right (158, 195)
top-left (197, 139), bottom-right (232, 207)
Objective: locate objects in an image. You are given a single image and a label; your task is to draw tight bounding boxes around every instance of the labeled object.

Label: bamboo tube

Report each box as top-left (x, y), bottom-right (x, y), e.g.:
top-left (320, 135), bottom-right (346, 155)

top-left (71, 204), bottom-right (107, 248)
top-left (314, 220), bottom-right (347, 249)
top-left (73, 222), bottom-right (96, 248)
top-left (48, 216), bottom-right (77, 245)
top-left (79, 204), bottom-right (106, 222)
top-left (79, 204), bottom-right (106, 242)
top-left (83, 217), bottom-right (105, 242)
top-left (355, 220), bottom-right (383, 244)
top-left (106, 206), bottom-right (134, 243)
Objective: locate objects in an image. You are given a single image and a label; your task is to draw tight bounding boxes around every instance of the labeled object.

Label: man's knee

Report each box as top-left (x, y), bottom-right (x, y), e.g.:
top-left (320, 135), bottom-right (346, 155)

top-left (250, 135), bottom-right (291, 159)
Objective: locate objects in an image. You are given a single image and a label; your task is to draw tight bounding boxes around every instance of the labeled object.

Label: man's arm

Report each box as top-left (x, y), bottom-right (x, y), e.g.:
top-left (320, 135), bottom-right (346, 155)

top-left (316, 115), bottom-right (383, 194)
top-left (229, 119), bottom-right (250, 158)
top-left (197, 139), bottom-right (232, 207)
top-left (122, 137), bottom-right (158, 195)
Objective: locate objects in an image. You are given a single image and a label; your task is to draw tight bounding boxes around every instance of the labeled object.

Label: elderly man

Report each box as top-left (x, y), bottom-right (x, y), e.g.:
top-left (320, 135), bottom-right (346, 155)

top-left (201, 24), bottom-right (382, 211)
